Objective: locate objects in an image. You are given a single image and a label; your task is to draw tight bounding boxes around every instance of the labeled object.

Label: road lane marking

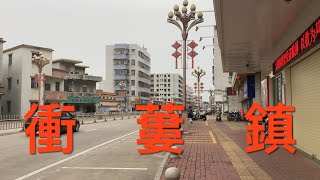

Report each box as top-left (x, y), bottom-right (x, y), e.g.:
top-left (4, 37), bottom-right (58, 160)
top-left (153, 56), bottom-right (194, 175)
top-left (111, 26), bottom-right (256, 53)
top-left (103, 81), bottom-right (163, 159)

top-left (62, 167), bottom-right (147, 171)
top-left (206, 121), bottom-right (209, 126)
top-left (84, 129), bottom-right (97, 132)
top-left (112, 124), bottom-right (120, 127)
top-left (14, 130), bottom-right (139, 180)
top-left (209, 131), bottom-right (217, 144)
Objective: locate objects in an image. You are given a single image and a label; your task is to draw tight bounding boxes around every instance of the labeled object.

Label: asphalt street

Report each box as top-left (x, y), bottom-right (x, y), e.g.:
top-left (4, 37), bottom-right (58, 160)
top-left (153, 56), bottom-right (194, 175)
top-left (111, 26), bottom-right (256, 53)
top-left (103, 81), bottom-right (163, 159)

top-left (0, 118), bottom-right (165, 180)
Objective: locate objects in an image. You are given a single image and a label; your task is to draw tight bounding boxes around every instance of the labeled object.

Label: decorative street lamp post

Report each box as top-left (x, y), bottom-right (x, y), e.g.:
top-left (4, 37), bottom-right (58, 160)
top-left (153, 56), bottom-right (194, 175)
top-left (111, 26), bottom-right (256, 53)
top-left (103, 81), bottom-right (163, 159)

top-left (209, 89), bottom-right (214, 115)
top-left (118, 81), bottom-right (126, 112)
top-left (192, 66), bottom-right (206, 112)
top-left (32, 52), bottom-right (50, 105)
top-left (167, 0), bottom-right (204, 109)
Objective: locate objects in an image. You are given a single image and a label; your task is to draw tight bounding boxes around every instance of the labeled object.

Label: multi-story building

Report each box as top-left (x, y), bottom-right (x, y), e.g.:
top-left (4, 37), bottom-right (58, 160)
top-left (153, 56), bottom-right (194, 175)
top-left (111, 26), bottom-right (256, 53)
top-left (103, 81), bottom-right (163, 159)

top-left (2, 44), bottom-right (54, 115)
top-left (212, 26), bottom-right (241, 112)
top-left (186, 85), bottom-right (195, 107)
top-left (96, 90), bottom-right (121, 112)
top-left (0, 38), bottom-right (5, 114)
top-left (214, 0), bottom-right (320, 160)
top-left (1, 44), bottom-right (102, 115)
top-left (150, 73), bottom-right (183, 104)
top-left (105, 44), bottom-right (151, 111)
top-left (52, 58), bottom-right (102, 113)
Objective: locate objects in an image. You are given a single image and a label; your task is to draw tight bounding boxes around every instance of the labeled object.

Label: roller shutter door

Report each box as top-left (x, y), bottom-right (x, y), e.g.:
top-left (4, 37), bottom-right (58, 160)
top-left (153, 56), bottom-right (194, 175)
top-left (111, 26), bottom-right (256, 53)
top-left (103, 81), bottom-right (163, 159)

top-left (291, 49), bottom-right (320, 159)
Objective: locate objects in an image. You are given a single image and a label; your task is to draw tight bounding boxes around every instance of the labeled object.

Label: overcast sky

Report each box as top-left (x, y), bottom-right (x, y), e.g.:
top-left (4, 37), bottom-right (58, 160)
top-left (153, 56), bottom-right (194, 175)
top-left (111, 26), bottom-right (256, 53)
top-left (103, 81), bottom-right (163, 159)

top-left (0, 0), bottom-right (215, 100)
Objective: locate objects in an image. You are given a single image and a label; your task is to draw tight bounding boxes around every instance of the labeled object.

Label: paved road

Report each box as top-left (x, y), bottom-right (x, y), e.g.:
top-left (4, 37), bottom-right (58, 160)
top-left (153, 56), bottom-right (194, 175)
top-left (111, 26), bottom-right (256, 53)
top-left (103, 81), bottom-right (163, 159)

top-left (0, 118), bottom-right (165, 180)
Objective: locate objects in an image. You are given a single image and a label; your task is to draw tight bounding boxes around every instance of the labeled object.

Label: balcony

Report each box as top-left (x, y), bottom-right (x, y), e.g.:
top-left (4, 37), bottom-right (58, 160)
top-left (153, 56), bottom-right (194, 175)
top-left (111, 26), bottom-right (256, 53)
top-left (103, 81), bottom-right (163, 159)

top-left (114, 74), bottom-right (129, 80)
top-left (67, 74), bottom-right (102, 82)
top-left (114, 64), bottom-right (129, 70)
top-left (114, 54), bottom-right (129, 60)
top-left (68, 92), bottom-right (100, 98)
top-left (45, 91), bottom-right (68, 101)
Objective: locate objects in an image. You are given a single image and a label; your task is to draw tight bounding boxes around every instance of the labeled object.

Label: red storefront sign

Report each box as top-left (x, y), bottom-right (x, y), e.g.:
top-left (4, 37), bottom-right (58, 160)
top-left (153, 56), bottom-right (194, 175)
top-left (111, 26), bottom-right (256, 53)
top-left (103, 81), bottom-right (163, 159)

top-left (273, 16), bottom-right (320, 74)
top-left (226, 87), bottom-right (237, 96)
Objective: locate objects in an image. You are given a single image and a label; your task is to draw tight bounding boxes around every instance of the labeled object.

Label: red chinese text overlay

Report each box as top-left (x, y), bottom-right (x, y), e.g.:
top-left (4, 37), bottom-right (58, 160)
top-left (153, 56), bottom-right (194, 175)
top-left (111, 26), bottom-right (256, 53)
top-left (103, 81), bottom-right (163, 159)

top-left (245, 103), bottom-right (296, 154)
top-left (24, 104), bottom-right (75, 154)
top-left (136, 102), bottom-right (184, 155)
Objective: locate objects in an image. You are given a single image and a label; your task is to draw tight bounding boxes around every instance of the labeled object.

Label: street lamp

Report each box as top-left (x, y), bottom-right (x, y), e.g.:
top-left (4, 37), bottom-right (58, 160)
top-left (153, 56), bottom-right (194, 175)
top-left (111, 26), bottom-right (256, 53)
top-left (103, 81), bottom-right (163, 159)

top-left (199, 36), bottom-right (215, 42)
top-left (32, 52), bottom-right (50, 105)
top-left (118, 81), bottom-right (126, 112)
top-left (209, 89), bottom-right (214, 115)
top-left (195, 25), bottom-right (215, 31)
top-left (167, 0), bottom-right (204, 109)
top-left (192, 66), bottom-right (206, 112)
top-left (202, 45), bottom-right (214, 50)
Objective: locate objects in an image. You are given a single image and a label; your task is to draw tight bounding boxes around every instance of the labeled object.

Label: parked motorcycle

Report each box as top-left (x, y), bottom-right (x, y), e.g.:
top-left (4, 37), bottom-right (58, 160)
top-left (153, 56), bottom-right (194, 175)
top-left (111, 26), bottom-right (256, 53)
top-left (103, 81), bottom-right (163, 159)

top-left (192, 110), bottom-right (207, 121)
top-left (216, 115), bottom-right (222, 122)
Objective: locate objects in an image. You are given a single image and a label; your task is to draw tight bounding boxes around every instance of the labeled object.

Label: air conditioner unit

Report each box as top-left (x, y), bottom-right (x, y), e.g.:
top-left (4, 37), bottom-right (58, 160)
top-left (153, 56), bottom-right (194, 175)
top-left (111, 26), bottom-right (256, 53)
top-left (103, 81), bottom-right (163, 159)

top-left (69, 87), bottom-right (74, 92)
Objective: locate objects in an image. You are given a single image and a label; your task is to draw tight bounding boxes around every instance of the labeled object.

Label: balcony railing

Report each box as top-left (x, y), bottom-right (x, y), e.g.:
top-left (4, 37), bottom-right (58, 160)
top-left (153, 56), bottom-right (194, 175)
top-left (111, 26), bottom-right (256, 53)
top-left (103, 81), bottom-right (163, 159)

top-left (68, 92), bottom-right (100, 97)
top-left (114, 64), bottom-right (129, 70)
top-left (45, 91), bottom-right (68, 101)
top-left (67, 74), bottom-right (102, 82)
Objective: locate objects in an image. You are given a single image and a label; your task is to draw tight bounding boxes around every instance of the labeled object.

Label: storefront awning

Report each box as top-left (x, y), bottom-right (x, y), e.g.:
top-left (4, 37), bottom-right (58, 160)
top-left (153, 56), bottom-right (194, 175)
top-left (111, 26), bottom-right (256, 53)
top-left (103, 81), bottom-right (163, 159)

top-left (214, 0), bottom-right (318, 75)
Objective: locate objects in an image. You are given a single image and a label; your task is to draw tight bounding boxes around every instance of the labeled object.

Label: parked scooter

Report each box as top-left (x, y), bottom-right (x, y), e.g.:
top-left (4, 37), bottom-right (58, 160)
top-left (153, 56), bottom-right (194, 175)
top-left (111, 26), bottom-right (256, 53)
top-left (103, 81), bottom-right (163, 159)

top-left (192, 110), bottom-right (207, 121)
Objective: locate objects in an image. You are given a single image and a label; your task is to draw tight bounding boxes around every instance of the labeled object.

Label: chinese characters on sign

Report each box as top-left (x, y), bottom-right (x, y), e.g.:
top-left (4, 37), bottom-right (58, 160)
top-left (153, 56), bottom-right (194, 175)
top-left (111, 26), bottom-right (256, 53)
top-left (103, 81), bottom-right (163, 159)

top-left (273, 16), bottom-right (320, 73)
top-left (245, 103), bottom-right (296, 154)
top-left (24, 104), bottom-right (76, 155)
top-left (136, 102), bottom-right (184, 155)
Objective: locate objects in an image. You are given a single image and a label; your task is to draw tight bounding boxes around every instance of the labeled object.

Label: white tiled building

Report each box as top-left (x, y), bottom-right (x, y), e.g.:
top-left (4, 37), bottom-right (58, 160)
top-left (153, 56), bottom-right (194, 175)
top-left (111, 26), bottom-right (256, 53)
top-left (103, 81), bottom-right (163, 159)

top-left (104, 44), bottom-right (151, 111)
top-left (0, 38), bottom-right (5, 114)
top-left (1, 44), bottom-right (54, 115)
top-left (150, 73), bottom-right (183, 104)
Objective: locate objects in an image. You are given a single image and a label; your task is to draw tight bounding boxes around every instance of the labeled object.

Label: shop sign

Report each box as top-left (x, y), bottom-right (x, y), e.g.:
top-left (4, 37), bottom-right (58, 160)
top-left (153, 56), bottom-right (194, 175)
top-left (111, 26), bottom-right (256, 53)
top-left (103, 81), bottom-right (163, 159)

top-left (242, 75), bottom-right (255, 100)
top-left (273, 16), bottom-right (320, 74)
top-left (226, 87), bottom-right (236, 96)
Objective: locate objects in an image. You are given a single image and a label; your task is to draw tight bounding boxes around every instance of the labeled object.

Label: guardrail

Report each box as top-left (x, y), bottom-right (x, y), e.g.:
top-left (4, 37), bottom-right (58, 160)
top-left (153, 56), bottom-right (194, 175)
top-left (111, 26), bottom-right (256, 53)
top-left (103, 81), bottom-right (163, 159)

top-left (76, 112), bottom-right (142, 124)
top-left (0, 112), bottom-right (142, 130)
top-left (0, 115), bottom-right (24, 130)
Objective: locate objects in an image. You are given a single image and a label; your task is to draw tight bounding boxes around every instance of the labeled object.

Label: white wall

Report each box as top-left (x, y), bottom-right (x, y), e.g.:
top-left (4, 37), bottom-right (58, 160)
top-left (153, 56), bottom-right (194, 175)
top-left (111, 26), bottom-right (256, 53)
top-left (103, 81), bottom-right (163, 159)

top-left (2, 47), bottom-right (53, 115)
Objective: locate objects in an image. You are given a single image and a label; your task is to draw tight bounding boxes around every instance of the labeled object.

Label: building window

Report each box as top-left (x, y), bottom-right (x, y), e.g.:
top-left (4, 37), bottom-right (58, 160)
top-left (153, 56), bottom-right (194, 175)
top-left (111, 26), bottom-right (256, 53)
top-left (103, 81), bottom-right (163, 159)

top-left (17, 79), bottom-right (19, 84)
top-left (6, 101), bottom-right (11, 113)
top-left (31, 52), bottom-right (40, 58)
top-left (132, 91), bottom-right (135, 96)
top-left (7, 78), bottom-right (12, 90)
top-left (131, 59), bottom-right (135, 65)
top-left (8, 54), bottom-right (12, 66)
top-left (131, 80), bottom-right (135, 86)
top-left (131, 49), bottom-right (135, 53)
top-left (45, 83), bottom-right (51, 91)
top-left (168, 84), bottom-right (170, 87)
top-left (55, 82), bottom-right (60, 91)
top-left (83, 85), bottom-right (87, 92)
top-left (131, 70), bottom-right (135, 76)
top-left (31, 78), bottom-right (38, 88)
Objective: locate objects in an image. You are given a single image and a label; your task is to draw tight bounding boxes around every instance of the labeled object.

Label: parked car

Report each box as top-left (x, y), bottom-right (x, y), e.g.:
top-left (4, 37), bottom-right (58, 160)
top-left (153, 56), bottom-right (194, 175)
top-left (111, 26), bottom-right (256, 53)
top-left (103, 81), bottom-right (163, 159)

top-left (24, 111), bottom-right (80, 134)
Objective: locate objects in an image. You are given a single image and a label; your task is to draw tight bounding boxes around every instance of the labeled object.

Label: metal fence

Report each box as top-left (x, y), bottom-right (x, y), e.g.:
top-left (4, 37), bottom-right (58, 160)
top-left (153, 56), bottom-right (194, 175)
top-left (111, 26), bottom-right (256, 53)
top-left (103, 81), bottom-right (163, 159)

top-left (0, 115), bottom-right (24, 130)
top-left (0, 112), bottom-right (142, 130)
top-left (76, 112), bottom-right (142, 124)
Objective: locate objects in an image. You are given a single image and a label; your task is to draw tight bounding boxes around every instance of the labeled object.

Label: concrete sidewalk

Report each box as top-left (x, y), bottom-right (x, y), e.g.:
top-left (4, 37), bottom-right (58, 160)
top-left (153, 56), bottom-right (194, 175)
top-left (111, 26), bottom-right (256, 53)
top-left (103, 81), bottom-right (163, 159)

top-left (159, 116), bottom-right (320, 180)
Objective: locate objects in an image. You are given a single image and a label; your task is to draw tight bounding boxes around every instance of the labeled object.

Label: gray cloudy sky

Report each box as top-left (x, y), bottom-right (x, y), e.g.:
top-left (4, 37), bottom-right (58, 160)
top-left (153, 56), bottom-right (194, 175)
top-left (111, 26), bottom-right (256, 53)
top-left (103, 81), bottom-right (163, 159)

top-left (0, 0), bottom-right (215, 100)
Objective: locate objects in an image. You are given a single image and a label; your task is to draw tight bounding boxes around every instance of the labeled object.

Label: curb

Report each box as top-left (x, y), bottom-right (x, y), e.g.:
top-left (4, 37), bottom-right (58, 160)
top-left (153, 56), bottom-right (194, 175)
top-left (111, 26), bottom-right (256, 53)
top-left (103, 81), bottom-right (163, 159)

top-left (154, 152), bottom-right (170, 180)
top-left (0, 131), bottom-right (22, 136)
top-left (0, 117), bottom-right (137, 137)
